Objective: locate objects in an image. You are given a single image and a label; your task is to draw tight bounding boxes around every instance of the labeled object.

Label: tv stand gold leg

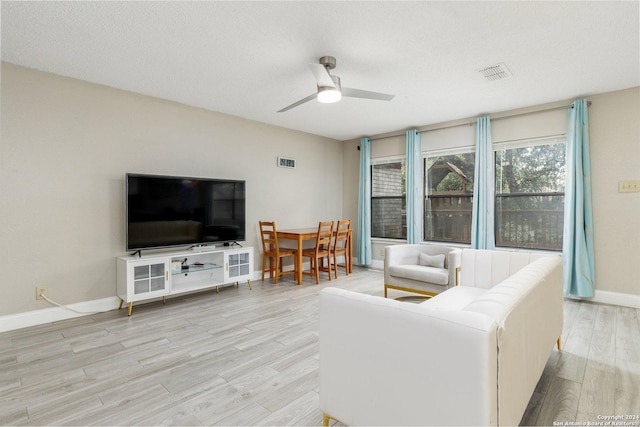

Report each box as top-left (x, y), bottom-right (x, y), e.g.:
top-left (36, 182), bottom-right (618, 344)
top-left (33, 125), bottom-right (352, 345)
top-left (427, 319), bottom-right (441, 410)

top-left (127, 302), bottom-right (133, 316)
top-left (247, 279), bottom-right (252, 290)
top-left (322, 413), bottom-right (332, 427)
top-left (118, 299), bottom-right (124, 310)
top-left (162, 296), bottom-right (166, 305)
top-left (557, 336), bottom-right (562, 351)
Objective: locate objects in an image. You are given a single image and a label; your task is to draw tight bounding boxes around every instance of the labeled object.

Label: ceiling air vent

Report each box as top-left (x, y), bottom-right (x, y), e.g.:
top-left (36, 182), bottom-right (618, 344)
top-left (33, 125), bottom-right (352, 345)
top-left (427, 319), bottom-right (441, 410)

top-left (479, 63), bottom-right (512, 81)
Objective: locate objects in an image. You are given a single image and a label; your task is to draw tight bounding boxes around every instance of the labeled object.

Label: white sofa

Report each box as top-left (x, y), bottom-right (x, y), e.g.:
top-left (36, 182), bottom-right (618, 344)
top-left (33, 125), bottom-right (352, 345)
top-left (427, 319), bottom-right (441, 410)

top-left (319, 249), bottom-right (563, 426)
top-left (384, 244), bottom-right (461, 298)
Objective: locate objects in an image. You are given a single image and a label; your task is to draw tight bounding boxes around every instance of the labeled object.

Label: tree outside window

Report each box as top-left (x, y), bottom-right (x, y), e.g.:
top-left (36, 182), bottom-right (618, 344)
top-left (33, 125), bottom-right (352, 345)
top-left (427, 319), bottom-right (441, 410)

top-left (424, 152), bottom-right (475, 243)
top-left (494, 141), bottom-right (565, 251)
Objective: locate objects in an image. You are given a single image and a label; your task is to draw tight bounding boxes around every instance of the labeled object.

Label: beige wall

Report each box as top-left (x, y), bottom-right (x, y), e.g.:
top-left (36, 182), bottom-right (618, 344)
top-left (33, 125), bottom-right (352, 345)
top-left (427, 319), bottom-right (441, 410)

top-left (343, 87), bottom-right (640, 297)
top-left (0, 63), bottom-right (343, 316)
top-left (588, 88), bottom-right (640, 295)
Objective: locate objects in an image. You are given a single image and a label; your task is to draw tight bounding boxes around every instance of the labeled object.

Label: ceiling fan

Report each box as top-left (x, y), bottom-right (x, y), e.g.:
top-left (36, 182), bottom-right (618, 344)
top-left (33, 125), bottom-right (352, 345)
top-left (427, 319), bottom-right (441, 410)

top-left (277, 56), bottom-right (395, 113)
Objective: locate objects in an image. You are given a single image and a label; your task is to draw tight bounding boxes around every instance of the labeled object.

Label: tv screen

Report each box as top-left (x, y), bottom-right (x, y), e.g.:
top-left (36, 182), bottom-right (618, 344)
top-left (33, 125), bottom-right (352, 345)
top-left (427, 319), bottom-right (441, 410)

top-left (126, 173), bottom-right (246, 251)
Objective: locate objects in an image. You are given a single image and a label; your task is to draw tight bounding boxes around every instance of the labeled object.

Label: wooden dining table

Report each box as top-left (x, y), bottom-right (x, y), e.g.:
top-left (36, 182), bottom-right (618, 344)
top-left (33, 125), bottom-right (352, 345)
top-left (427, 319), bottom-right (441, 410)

top-left (277, 227), bottom-right (352, 285)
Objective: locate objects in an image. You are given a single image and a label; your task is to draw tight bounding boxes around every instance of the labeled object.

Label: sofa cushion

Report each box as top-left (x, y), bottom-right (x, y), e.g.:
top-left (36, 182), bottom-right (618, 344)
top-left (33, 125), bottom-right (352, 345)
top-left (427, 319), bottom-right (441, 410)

top-left (388, 264), bottom-right (449, 285)
top-left (420, 286), bottom-right (487, 310)
top-left (418, 253), bottom-right (445, 268)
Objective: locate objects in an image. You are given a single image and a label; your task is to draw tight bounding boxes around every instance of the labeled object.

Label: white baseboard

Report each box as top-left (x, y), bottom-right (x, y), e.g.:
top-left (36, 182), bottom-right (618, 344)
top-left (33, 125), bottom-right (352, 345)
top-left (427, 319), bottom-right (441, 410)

top-left (569, 289), bottom-right (640, 309)
top-left (0, 269), bottom-right (292, 333)
top-left (369, 259), bottom-right (384, 270)
top-left (0, 296), bottom-right (122, 333)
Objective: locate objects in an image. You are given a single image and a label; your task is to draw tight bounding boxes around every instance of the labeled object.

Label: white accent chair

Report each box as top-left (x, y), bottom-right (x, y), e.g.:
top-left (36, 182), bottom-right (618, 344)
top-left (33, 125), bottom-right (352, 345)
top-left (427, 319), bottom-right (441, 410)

top-left (384, 244), bottom-right (461, 298)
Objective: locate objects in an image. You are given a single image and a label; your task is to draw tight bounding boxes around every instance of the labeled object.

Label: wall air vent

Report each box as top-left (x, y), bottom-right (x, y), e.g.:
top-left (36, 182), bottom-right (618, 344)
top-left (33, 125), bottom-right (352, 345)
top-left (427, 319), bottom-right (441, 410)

top-left (478, 63), bottom-right (512, 81)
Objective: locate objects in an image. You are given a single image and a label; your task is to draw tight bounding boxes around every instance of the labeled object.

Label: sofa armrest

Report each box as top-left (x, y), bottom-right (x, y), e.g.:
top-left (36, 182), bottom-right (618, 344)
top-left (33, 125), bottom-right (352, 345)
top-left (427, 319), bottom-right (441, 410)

top-left (384, 244), bottom-right (417, 268)
top-left (447, 249), bottom-right (461, 286)
top-left (319, 287), bottom-right (499, 426)
top-left (384, 244), bottom-right (415, 285)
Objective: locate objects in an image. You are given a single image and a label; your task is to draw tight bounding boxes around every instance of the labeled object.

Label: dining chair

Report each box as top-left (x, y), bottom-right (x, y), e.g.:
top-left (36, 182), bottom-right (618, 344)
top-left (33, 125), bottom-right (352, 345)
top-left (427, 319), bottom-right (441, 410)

top-left (302, 221), bottom-right (334, 284)
top-left (331, 219), bottom-right (351, 277)
top-left (259, 221), bottom-right (297, 284)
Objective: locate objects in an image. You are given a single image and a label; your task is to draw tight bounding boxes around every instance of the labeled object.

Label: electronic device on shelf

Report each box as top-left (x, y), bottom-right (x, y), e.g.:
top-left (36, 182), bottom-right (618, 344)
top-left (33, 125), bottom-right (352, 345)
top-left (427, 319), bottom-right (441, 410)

top-left (126, 173), bottom-right (246, 252)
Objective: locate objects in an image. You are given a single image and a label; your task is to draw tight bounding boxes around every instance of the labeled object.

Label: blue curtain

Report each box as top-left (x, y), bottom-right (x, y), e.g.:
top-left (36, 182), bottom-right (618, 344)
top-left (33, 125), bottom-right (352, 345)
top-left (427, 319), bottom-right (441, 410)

top-left (471, 116), bottom-right (495, 249)
top-left (563, 99), bottom-right (595, 297)
top-left (406, 130), bottom-right (421, 244)
top-left (357, 137), bottom-right (372, 265)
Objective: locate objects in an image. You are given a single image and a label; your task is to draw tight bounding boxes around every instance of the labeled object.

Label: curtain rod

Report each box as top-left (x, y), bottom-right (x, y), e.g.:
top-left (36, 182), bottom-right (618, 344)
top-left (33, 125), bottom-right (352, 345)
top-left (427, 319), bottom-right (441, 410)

top-left (368, 101), bottom-right (591, 142)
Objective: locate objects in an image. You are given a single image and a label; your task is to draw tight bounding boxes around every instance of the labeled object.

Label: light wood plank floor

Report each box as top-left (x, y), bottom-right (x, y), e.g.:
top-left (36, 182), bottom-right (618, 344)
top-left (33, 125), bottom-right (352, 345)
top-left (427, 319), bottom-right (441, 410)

top-left (1, 268), bottom-right (639, 426)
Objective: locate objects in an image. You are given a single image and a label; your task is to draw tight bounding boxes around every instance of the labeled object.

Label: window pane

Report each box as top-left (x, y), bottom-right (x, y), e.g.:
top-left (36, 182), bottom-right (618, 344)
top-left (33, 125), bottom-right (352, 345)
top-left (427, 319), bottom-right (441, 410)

top-left (495, 144), bottom-right (565, 194)
top-left (371, 197), bottom-right (406, 239)
top-left (371, 162), bottom-right (406, 239)
top-left (495, 194), bottom-right (564, 250)
top-left (424, 153), bottom-right (475, 244)
top-left (494, 143), bottom-right (565, 251)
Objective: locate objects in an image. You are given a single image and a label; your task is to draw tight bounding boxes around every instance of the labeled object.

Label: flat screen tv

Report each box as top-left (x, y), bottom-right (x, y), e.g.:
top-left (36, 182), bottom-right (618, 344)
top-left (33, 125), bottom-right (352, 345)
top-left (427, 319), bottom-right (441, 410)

top-left (126, 173), bottom-right (246, 251)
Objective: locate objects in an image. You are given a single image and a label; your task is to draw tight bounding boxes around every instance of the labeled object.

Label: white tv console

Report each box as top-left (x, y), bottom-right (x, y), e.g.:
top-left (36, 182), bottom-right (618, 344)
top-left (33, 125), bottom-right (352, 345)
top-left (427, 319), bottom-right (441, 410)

top-left (116, 246), bottom-right (253, 316)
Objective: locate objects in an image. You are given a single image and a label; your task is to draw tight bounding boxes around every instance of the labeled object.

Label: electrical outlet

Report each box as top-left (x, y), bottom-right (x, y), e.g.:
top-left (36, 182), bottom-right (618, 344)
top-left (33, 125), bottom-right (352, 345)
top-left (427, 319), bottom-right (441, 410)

top-left (36, 286), bottom-right (48, 300)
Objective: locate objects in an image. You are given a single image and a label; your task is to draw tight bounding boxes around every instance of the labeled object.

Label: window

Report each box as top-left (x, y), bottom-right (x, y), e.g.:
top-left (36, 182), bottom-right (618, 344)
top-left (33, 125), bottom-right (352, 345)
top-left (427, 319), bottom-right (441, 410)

top-left (494, 138), bottom-right (565, 251)
top-left (371, 160), bottom-right (406, 239)
top-left (424, 151), bottom-right (475, 244)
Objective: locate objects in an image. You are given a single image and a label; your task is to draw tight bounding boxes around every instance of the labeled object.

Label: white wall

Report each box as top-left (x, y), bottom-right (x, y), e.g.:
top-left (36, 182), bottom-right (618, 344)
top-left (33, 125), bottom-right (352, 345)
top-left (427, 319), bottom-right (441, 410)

top-left (0, 63), bottom-right (343, 316)
top-left (343, 87), bottom-right (640, 298)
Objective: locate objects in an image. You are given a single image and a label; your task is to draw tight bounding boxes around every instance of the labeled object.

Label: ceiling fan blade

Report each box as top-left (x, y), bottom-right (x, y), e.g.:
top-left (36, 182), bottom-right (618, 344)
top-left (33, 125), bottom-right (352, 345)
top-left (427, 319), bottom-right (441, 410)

top-left (342, 87), bottom-right (395, 101)
top-left (309, 63), bottom-right (336, 88)
top-left (277, 93), bottom-right (317, 113)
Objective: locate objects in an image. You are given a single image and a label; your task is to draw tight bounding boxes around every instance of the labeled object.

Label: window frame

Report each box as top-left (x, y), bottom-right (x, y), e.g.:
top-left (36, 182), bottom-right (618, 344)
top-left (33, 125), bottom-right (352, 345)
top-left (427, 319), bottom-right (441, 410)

top-left (422, 147), bottom-right (476, 245)
top-left (493, 135), bottom-right (566, 251)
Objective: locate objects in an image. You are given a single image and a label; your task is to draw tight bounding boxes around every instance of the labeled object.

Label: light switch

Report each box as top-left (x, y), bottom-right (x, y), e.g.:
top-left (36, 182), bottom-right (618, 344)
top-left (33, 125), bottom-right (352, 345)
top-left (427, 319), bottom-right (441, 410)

top-left (618, 180), bottom-right (640, 193)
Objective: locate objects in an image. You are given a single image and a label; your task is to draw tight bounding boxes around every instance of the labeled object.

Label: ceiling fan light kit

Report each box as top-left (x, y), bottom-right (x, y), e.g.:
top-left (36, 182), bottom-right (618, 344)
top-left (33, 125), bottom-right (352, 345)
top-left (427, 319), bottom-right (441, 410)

top-left (278, 55), bottom-right (394, 112)
top-left (317, 86), bottom-right (342, 103)
top-left (317, 75), bottom-right (342, 103)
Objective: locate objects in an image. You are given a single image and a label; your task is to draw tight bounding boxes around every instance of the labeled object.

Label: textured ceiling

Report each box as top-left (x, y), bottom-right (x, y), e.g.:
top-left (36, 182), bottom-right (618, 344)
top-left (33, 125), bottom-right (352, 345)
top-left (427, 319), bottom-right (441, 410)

top-left (2, 1), bottom-right (639, 141)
